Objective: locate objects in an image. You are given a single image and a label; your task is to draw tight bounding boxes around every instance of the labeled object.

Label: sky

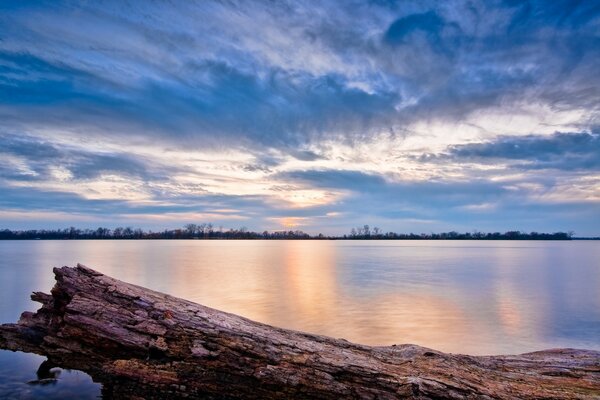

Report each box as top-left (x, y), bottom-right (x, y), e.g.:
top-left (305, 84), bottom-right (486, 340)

top-left (0, 0), bottom-right (599, 235)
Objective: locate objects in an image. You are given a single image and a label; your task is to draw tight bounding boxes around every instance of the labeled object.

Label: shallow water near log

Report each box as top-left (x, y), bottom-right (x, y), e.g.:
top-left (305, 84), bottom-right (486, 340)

top-left (1, 239), bottom-right (599, 398)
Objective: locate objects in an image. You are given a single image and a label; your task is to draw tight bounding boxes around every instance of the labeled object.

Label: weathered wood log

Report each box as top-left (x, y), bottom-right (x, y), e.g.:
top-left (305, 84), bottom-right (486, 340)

top-left (1, 264), bottom-right (599, 399)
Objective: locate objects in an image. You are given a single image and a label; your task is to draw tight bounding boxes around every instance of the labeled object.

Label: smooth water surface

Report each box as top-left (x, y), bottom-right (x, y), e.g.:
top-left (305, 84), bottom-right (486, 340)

top-left (1, 240), bottom-right (599, 397)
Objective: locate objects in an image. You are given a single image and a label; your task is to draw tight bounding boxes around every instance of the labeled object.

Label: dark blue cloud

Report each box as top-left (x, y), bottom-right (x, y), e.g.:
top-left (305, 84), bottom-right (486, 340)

top-left (426, 131), bottom-right (600, 171)
top-left (0, 52), bottom-right (400, 149)
top-left (0, 184), bottom-right (272, 222)
top-left (0, 133), bottom-right (178, 181)
top-left (283, 169), bottom-right (508, 202)
top-left (0, 51), bottom-right (124, 107)
top-left (0, 186), bottom-right (127, 214)
top-left (377, 0), bottom-right (600, 124)
top-left (503, 0), bottom-right (600, 32)
top-left (384, 11), bottom-right (445, 44)
top-left (280, 170), bottom-right (386, 189)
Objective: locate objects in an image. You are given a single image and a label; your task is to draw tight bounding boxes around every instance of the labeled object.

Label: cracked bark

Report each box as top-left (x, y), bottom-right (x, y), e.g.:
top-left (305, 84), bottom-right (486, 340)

top-left (1, 264), bottom-right (599, 399)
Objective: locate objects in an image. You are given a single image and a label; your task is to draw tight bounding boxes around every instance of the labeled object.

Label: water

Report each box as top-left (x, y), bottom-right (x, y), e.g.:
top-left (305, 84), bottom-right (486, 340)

top-left (1, 240), bottom-right (599, 397)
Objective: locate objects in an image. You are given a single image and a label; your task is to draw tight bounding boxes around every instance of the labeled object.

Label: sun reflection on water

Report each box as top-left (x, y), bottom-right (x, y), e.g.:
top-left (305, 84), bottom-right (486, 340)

top-left (2, 240), bottom-right (599, 356)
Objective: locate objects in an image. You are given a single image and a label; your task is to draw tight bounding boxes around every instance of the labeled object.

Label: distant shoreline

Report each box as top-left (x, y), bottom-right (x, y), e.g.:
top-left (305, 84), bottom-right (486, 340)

top-left (1, 238), bottom-right (598, 240)
top-left (0, 227), bottom-right (592, 240)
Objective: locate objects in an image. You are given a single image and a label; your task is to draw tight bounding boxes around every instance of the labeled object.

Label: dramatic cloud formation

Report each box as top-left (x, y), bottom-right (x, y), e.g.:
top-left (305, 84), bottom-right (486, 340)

top-left (0, 0), bottom-right (599, 234)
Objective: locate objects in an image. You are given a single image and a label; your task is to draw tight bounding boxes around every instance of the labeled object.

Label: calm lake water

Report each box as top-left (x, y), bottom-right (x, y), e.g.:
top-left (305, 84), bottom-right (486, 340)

top-left (1, 240), bottom-right (599, 398)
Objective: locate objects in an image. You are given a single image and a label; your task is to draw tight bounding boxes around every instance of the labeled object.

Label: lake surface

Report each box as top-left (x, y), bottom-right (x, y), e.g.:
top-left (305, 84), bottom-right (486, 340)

top-left (1, 240), bottom-right (599, 398)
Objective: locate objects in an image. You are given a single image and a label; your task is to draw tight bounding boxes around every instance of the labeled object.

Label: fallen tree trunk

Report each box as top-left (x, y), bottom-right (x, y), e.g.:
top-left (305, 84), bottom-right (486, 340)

top-left (1, 264), bottom-right (599, 399)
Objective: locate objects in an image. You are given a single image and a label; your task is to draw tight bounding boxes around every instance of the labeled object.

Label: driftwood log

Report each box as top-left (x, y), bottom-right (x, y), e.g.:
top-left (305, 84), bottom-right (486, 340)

top-left (1, 264), bottom-right (599, 399)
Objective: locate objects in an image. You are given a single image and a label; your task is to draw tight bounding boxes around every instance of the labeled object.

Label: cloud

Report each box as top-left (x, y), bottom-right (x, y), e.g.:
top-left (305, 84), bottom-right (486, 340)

top-left (2, 1), bottom-right (598, 149)
top-left (0, 51), bottom-right (400, 150)
top-left (277, 168), bottom-right (514, 221)
top-left (426, 131), bottom-right (600, 171)
top-left (289, 150), bottom-right (326, 161)
top-left (0, 132), bottom-right (177, 181)
top-left (384, 11), bottom-right (448, 46)
top-left (279, 169), bottom-right (386, 190)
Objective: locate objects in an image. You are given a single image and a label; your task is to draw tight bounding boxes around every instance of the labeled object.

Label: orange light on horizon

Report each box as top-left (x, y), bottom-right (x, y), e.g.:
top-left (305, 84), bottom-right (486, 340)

top-left (277, 217), bottom-right (306, 229)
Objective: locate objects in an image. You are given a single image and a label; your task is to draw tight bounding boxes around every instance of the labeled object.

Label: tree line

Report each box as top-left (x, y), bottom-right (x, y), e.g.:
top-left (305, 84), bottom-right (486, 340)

top-left (0, 224), bottom-right (575, 240)
top-left (347, 225), bottom-right (573, 240)
top-left (0, 225), bottom-right (309, 240)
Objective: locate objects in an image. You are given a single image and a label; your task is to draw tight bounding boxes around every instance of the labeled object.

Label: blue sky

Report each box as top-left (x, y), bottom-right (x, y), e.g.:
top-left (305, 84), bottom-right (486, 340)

top-left (0, 0), bottom-right (599, 235)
